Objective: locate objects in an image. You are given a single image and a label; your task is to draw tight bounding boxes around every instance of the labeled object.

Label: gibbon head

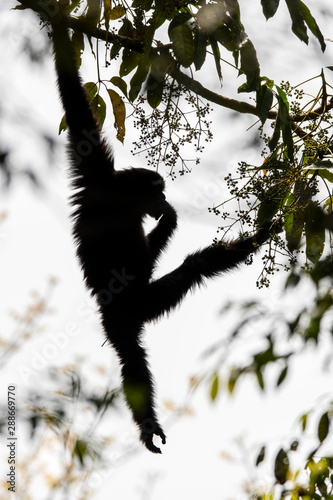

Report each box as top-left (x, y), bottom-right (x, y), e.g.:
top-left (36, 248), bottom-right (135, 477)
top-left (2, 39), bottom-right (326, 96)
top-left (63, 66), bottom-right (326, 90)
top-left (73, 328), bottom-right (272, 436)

top-left (115, 168), bottom-right (169, 220)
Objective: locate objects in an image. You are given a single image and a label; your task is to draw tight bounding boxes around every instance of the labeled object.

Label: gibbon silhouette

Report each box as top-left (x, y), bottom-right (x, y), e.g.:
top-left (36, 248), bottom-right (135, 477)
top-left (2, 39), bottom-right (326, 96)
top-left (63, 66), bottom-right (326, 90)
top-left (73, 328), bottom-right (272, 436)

top-left (50, 10), bottom-right (273, 453)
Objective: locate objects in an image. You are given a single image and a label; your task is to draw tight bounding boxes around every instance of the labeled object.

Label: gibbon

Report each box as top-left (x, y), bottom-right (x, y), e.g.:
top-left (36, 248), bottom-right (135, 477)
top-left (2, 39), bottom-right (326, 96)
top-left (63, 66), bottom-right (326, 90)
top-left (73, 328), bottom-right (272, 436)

top-left (50, 9), bottom-right (273, 453)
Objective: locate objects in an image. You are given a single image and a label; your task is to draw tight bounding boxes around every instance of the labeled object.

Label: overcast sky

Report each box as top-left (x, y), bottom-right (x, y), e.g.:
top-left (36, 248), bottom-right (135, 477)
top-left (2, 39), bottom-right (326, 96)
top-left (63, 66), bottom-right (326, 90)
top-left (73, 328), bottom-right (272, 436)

top-left (1, 1), bottom-right (333, 499)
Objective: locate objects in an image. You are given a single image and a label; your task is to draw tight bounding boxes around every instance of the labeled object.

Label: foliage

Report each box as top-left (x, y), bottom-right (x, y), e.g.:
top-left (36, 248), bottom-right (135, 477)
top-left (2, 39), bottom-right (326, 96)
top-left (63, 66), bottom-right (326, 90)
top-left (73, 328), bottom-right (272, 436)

top-left (0, 283), bottom-right (126, 499)
top-left (13, 0), bottom-right (328, 177)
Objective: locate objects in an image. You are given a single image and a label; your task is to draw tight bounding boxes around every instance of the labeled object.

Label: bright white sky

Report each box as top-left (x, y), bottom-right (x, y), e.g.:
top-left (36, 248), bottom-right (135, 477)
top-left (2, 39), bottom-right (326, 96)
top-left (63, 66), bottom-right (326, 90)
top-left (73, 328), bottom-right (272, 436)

top-left (1, 1), bottom-right (333, 499)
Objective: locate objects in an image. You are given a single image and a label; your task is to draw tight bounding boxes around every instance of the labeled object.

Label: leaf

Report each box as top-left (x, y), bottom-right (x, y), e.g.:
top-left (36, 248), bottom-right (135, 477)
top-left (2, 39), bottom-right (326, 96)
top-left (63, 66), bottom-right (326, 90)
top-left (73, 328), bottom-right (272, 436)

top-left (103, 0), bottom-right (111, 30)
top-left (256, 84), bottom-right (274, 124)
top-left (310, 257), bottom-right (333, 285)
top-left (84, 81), bottom-right (98, 101)
top-left (110, 76), bottom-right (128, 97)
top-left (92, 94), bottom-right (106, 128)
top-left (228, 368), bottom-right (241, 394)
top-left (255, 445), bottom-right (266, 466)
top-left (209, 36), bottom-right (222, 82)
top-left (284, 212), bottom-right (304, 252)
top-left (257, 183), bottom-right (289, 225)
top-left (132, 0), bottom-right (153, 8)
top-left (312, 160), bottom-right (333, 169)
top-left (210, 373), bottom-right (219, 401)
top-left (59, 114), bottom-right (67, 135)
top-left (120, 49), bottom-right (142, 77)
top-left (118, 18), bottom-right (134, 38)
top-left (318, 412), bottom-right (330, 443)
top-left (109, 5), bottom-right (126, 20)
top-left (300, 413), bottom-right (308, 431)
top-left (274, 448), bottom-right (289, 485)
top-left (129, 60), bottom-right (150, 102)
top-left (285, 272), bottom-right (301, 290)
top-left (276, 365), bottom-right (288, 386)
top-left (256, 368), bottom-right (264, 390)
top-left (86, 0), bottom-right (102, 26)
top-left (290, 440), bottom-right (299, 451)
top-left (297, 0), bottom-right (326, 52)
top-left (276, 86), bottom-right (294, 160)
top-left (193, 27), bottom-right (207, 71)
top-left (305, 203), bottom-right (325, 263)
top-left (146, 72), bottom-right (164, 108)
top-left (169, 24), bottom-right (194, 68)
top-left (239, 39), bottom-right (260, 93)
top-left (167, 11), bottom-right (193, 38)
top-left (107, 89), bottom-right (126, 143)
top-left (268, 110), bottom-right (281, 152)
top-left (285, 0), bottom-right (309, 45)
top-left (261, 0), bottom-right (280, 19)
top-left (306, 227), bottom-right (325, 263)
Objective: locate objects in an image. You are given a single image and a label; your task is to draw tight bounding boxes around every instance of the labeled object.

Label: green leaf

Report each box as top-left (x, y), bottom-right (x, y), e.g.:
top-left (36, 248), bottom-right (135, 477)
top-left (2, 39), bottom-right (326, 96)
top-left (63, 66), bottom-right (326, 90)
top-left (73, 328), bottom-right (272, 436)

top-left (284, 211), bottom-right (304, 252)
top-left (310, 257), bottom-right (333, 285)
top-left (107, 89), bottom-right (126, 143)
top-left (132, 0), bottom-right (153, 8)
top-left (110, 76), bottom-right (128, 97)
top-left (129, 60), bottom-right (150, 102)
top-left (274, 448), bottom-right (289, 485)
top-left (209, 36), bottom-right (222, 82)
top-left (87, 0), bottom-right (102, 26)
top-left (285, 0), bottom-right (309, 45)
top-left (255, 445), bottom-right (266, 466)
top-left (276, 365), bottom-right (288, 386)
top-left (261, 0), bottom-right (280, 19)
top-left (300, 413), bottom-right (308, 431)
top-left (167, 11), bottom-right (193, 38)
top-left (239, 39), bottom-right (260, 93)
top-left (256, 368), bottom-right (264, 390)
top-left (312, 160), bottom-right (333, 169)
top-left (210, 373), bottom-right (219, 401)
top-left (285, 272), bottom-right (301, 290)
top-left (92, 94), bottom-right (106, 128)
top-left (103, 0), bottom-right (111, 30)
top-left (318, 169), bottom-right (333, 183)
top-left (276, 86), bottom-right (294, 160)
top-left (118, 18), bottom-right (134, 38)
top-left (228, 368), bottom-right (241, 394)
top-left (193, 27), bottom-right (207, 71)
top-left (268, 114), bottom-right (281, 152)
top-left (297, 0), bottom-right (326, 52)
top-left (146, 72), bottom-right (164, 108)
top-left (109, 5), bottom-right (126, 20)
top-left (146, 52), bottom-right (169, 109)
top-left (169, 24), bottom-right (194, 68)
top-left (59, 114), bottom-right (67, 135)
top-left (212, 23), bottom-right (241, 53)
top-left (256, 84), bottom-right (274, 124)
top-left (305, 203), bottom-right (325, 263)
top-left (257, 183), bottom-right (289, 225)
top-left (84, 81), bottom-right (98, 101)
top-left (318, 412), bottom-right (330, 443)
top-left (119, 49), bottom-right (141, 77)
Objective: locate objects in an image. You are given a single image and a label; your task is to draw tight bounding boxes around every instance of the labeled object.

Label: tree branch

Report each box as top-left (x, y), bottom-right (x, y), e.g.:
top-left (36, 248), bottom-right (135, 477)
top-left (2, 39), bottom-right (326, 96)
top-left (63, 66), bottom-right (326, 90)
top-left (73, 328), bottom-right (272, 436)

top-left (15, 0), bottom-right (144, 52)
top-left (14, 0), bottom-right (333, 131)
